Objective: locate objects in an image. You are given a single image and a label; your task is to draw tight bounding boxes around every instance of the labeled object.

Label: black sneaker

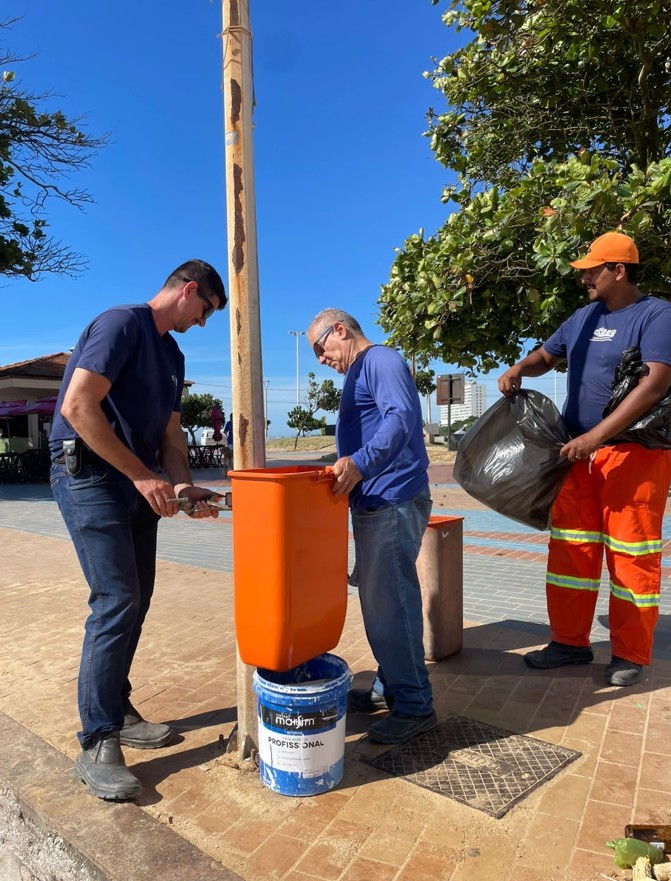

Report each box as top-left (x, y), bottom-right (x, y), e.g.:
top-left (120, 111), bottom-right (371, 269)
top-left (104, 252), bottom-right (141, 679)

top-left (74, 732), bottom-right (142, 801)
top-left (605, 656), bottom-right (643, 687)
top-left (368, 710), bottom-right (438, 744)
top-left (119, 702), bottom-right (173, 749)
top-left (347, 688), bottom-right (393, 713)
top-left (524, 641), bottom-right (594, 669)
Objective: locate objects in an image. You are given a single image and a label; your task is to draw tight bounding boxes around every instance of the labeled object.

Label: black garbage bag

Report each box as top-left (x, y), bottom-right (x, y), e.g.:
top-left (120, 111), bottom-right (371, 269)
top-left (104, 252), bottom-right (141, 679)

top-left (603, 345), bottom-right (671, 449)
top-left (453, 389), bottom-right (572, 530)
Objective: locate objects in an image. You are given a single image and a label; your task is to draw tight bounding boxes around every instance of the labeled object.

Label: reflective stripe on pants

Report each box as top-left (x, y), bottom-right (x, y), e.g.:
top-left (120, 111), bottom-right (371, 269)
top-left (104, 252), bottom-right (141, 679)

top-left (546, 443), bottom-right (671, 666)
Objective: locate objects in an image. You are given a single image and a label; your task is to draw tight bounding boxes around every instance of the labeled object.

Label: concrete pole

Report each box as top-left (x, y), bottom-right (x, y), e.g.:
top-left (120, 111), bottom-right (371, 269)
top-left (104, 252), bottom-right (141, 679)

top-left (289, 331), bottom-right (305, 403)
top-left (221, 0), bottom-right (264, 760)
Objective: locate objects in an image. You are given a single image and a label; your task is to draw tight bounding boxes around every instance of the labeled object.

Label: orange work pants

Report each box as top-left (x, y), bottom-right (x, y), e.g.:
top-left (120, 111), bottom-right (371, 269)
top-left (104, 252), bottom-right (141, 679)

top-left (546, 444), bottom-right (671, 665)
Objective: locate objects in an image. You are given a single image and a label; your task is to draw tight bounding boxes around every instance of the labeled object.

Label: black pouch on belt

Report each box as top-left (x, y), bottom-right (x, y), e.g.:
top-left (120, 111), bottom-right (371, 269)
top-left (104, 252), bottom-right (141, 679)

top-left (63, 439), bottom-right (82, 477)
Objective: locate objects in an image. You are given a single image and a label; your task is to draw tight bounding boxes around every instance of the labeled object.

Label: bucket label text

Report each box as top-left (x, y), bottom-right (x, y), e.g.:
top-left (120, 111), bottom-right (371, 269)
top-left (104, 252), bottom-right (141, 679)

top-left (258, 715), bottom-right (346, 775)
top-left (260, 703), bottom-right (337, 732)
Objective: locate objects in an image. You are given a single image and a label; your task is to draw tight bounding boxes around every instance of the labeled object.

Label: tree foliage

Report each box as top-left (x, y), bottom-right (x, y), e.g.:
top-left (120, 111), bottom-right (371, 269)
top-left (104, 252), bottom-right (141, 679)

top-left (378, 0), bottom-right (671, 372)
top-left (286, 372), bottom-right (342, 448)
top-left (1, 19), bottom-right (106, 280)
top-left (181, 393), bottom-right (223, 446)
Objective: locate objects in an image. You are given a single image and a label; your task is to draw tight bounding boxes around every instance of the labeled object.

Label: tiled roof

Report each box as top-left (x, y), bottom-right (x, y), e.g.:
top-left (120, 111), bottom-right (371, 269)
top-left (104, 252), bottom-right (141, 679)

top-left (0, 353), bottom-right (70, 380)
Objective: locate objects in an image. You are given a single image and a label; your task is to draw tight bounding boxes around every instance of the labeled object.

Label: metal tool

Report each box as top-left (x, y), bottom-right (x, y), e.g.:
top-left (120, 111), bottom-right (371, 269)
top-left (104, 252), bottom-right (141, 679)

top-left (167, 492), bottom-right (232, 514)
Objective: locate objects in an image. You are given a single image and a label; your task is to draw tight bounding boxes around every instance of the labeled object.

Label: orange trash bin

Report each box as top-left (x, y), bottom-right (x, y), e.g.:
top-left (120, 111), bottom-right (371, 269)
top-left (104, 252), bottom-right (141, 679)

top-left (230, 466), bottom-right (349, 671)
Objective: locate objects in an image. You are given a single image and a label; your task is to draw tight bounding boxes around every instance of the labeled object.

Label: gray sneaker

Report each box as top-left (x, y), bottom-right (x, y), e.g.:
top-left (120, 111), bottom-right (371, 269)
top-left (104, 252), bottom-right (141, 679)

top-left (605, 656), bottom-right (643, 687)
top-left (119, 703), bottom-right (173, 749)
top-left (74, 732), bottom-right (142, 801)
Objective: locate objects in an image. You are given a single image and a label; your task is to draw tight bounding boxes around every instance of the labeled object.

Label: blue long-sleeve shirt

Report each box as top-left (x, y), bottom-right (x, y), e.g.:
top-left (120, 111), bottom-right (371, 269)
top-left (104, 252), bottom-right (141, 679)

top-left (336, 345), bottom-right (429, 512)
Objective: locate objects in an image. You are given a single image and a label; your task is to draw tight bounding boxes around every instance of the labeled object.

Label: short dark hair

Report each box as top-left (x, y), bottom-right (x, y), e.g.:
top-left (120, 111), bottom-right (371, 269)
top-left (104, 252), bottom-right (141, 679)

top-left (604, 262), bottom-right (639, 282)
top-left (164, 259), bottom-right (227, 310)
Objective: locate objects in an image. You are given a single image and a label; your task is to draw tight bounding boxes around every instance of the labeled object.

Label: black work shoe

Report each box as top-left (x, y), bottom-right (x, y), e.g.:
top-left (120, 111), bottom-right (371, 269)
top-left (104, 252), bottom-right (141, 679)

top-left (368, 710), bottom-right (438, 745)
top-left (524, 641), bottom-right (594, 669)
top-left (347, 687), bottom-right (393, 713)
top-left (605, 656), bottom-right (643, 687)
top-left (74, 732), bottom-right (142, 801)
top-left (119, 702), bottom-right (173, 749)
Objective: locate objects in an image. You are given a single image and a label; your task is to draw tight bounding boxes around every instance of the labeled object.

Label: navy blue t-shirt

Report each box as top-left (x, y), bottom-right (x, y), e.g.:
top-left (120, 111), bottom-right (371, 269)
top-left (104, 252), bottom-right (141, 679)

top-left (543, 295), bottom-right (671, 435)
top-left (50, 305), bottom-right (185, 470)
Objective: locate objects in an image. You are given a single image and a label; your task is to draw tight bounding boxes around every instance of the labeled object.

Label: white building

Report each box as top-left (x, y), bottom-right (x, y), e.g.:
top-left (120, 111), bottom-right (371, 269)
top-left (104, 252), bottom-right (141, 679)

top-left (439, 381), bottom-right (486, 425)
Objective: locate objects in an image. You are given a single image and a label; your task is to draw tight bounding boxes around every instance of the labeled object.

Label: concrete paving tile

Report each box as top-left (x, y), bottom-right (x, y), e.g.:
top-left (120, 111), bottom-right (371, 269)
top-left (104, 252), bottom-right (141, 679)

top-left (464, 685), bottom-right (510, 715)
top-left (280, 872), bottom-right (315, 881)
top-left (600, 730), bottom-right (643, 765)
top-left (563, 709), bottom-right (608, 742)
top-left (520, 812), bottom-right (580, 871)
top-left (395, 841), bottom-right (458, 881)
top-left (277, 792), bottom-right (352, 838)
top-left (339, 857), bottom-right (399, 881)
top-left (536, 773), bottom-right (592, 820)
top-left (357, 817), bottom-right (422, 866)
top-left (569, 847), bottom-right (614, 880)
top-left (244, 834), bottom-right (304, 880)
top-left (222, 818), bottom-right (285, 856)
top-left (589, 761), bottom-right (637, 807)
top-left (295, 841), bottom-right (355, 880)
top-left (575, 799), bottom-right (632, 851)
top-left (561, 738), bottom-right (600, 779)
top-left (633, 789), bottom-right (671, 822)
top-left (639, 750), bottom-right (671, 792)
top-left (607, 701), bottom-right (648, 735)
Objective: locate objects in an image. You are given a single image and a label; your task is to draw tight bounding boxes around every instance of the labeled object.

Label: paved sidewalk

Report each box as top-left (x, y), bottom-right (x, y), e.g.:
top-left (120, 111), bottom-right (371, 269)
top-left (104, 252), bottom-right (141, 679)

top-left (1, 457), bottom-right (671, 880)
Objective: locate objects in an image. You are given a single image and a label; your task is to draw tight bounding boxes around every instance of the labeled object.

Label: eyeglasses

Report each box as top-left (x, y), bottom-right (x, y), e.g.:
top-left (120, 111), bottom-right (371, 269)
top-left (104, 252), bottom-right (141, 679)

top-left (313, 325), bottom-right (334, 358)
top-left (181, 276), bottom-right (215, 322)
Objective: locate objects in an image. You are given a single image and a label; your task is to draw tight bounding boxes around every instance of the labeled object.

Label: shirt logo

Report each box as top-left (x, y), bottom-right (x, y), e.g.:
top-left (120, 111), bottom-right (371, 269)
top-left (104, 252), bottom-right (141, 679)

top-left (590, 327), bottom-right (617, 342)
top-left (171, 375), bottom-right (178, 386)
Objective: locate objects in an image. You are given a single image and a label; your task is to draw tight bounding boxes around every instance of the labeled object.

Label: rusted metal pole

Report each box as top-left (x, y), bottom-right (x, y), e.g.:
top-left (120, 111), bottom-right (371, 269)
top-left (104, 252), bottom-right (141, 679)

top-left (221, 0), bottom-right (264, 760)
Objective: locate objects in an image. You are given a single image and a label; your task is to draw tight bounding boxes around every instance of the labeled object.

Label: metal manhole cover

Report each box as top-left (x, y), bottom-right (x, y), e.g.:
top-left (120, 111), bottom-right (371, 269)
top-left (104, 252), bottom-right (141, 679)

top-left (361, 714), bottom-right (581, 818)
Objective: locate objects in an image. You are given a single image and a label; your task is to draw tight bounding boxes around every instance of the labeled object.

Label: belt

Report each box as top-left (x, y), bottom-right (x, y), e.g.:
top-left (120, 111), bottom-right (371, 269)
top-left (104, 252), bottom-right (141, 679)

top-left (53, 448), bottom-right (96, 465)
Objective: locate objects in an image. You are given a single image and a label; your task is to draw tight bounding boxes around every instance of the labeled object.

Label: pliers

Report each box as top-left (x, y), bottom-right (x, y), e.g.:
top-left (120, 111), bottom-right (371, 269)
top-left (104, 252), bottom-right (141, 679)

top-left (167, 492), bottom-right (232, 514)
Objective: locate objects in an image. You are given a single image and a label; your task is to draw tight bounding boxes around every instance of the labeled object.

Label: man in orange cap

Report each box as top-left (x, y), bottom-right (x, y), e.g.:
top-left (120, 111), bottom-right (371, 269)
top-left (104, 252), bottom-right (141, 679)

top-left (499, 232), bottom-right (671, 686)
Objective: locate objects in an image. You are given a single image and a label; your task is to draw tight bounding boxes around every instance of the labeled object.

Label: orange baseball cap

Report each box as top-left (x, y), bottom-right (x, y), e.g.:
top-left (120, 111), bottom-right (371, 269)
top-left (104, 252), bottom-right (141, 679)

top-left (570, 232), bottom-right (639, 269)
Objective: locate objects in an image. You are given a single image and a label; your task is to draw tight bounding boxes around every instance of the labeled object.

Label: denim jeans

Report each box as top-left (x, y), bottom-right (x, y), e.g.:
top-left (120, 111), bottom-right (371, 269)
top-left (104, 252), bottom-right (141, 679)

top-left (51, 461), bottom-right (159, 748)
top-left (351, 488), bottom-right (433, 715)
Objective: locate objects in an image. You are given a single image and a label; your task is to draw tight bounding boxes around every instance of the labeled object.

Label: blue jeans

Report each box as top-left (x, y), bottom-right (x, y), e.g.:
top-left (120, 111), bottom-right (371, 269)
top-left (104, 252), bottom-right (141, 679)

top-left (351, 488), bottom-right (433, 716)
top-left (51, 461), bottom-right (159, 748)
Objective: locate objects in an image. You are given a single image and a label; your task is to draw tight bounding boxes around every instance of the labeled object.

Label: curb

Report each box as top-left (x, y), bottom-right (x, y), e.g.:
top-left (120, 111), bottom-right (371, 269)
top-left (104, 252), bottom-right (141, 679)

top-left (0, 711), bottom-right (243, 881)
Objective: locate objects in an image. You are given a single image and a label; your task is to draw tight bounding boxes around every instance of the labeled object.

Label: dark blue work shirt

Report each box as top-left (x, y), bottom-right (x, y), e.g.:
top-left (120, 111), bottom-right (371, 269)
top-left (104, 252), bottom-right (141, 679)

top-left (50, 304), bottom-right (184, 470)
top-left (543, 295), bottom-right (671, 436)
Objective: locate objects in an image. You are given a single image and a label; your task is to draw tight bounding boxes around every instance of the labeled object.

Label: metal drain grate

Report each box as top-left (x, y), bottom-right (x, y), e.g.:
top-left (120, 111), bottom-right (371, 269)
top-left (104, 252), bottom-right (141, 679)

top-left (361, 714), bottom-right (581, 818)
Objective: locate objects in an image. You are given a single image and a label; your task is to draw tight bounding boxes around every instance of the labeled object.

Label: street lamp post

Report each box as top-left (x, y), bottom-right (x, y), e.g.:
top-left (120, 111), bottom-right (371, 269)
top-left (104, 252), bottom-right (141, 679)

top-left (264, 379), bottom-right (270, 437)
top-left (288, 331), bottom-right (305, 403)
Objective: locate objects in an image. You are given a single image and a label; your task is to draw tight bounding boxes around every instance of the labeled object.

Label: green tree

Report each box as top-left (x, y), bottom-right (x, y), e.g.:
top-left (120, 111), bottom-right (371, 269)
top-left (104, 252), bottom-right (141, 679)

top-left (378, 0), bottom-right (671, 373)
top-left (1, 19), bottom-right (106, 279)
top-left (407, 352), bottom-right (436, 397)
top-left (286, 372), bottom-right (342, 449)
top-left (181, 393), bottom-right (223, 446)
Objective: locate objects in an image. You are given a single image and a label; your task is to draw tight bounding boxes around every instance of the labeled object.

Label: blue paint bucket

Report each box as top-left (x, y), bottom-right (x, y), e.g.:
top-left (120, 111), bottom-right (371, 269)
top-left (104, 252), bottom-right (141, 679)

top-left (253, 653), bottom-right (352, 797)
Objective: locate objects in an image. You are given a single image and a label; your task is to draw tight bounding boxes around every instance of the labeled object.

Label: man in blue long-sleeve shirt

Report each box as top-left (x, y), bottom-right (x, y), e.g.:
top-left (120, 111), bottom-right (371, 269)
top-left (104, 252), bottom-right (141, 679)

top-left (307, 309), bottom-right (436, 744)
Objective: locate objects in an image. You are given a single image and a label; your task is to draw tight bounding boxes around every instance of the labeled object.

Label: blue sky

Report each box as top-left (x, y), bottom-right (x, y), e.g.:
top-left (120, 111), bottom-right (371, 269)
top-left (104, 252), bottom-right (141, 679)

top-left (2, 2), bottom-right (566, 434)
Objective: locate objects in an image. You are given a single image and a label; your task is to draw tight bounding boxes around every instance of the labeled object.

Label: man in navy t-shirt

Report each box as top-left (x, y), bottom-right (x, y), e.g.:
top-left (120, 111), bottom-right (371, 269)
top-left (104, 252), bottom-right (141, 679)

top-left (307, 309), bottom-right (436, 745)
top-left (50, 259), bottom-right (226, 800)
top-left (499, 233), bottom-right (671, 686)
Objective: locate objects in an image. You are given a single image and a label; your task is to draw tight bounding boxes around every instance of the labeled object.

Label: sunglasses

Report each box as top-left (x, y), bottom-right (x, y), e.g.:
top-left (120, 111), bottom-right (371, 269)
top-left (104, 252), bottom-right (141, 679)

top-left (181, 276), bottom-right (215, 321)
top-left (313, 324), bottom-right (334, 358)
